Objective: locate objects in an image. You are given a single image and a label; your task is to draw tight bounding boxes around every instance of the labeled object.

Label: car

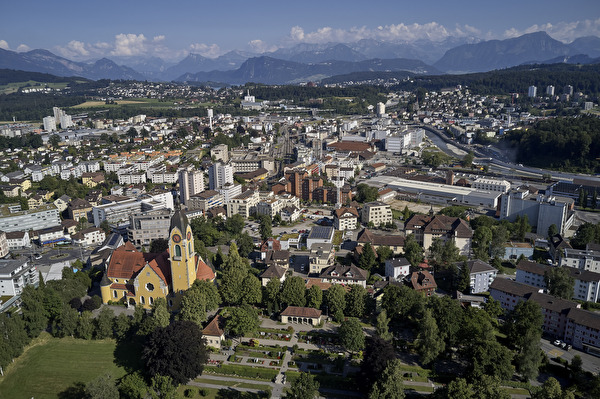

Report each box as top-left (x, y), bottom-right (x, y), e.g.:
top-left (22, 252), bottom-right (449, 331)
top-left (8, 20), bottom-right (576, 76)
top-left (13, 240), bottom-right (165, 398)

top-left (34, 253), bottom-right (42, 260)
top-left (553, 339), bottom-right (563, 347)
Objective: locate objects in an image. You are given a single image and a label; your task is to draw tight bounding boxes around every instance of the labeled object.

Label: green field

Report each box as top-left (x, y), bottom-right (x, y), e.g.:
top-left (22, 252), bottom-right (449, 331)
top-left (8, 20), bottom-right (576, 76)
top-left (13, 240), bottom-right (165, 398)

top-left (0, 81), bottom-right (73, 95)
top-left (71, 98), bottom-right (192, 109)
top-left (0, 333), bottom-right (127, 399)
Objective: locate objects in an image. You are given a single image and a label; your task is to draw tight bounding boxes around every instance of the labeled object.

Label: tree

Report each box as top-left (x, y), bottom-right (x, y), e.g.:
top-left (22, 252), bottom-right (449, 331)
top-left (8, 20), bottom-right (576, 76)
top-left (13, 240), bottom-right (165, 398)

top-left (368, 360), bottom-right (406, 399)
top-left (473, 226), bottom-right (493, 261)
top-left (259, 215), bottom-right (272, 240)
top-left (219, 244), bottom-right (249, 305)
top-left (490, 225), bottom-right (510, 258)
top-left (149, 238), bottom-right (169, 253)
top-left (468, 338), bottom-right (514, 381)
top-left (306, 285), bottom-right (323, 309)
top-left (85, 373), bottom-right (120, 399)
top-left (356, 184), bottom-right (379, 203)
top-left (119, 372), bottom-right (148, 399)
top-left (126, 127), bottom-right (138, 140)
top-left (180, 280), bottom-right (220, 325)
top-left (284, 372), bottom-right (320, 399)
top-left (325, 285), bottom-right (346, 321)
top-left (225, 214), bottom-right (245, 236)
top-left (338, 317), bottom-right (365, 352)
top-left (240, 274), bottom-right (262, 305)
top-left (236, 232), bottom-right (254, 258)
top-left (20, 285), bottom-right (48, 337)
top-left (150, 374), bottom-right (178, 399)
top-left (76, 311), bottom-right (95, 340)
top-left (376, 246), bottom-right (393, 267)
top-left (95, 307), bottom-right (115, 339)
top-left (143, 320), bottom-right (209, 385)
top-left (225, 304), bottom-right (260, 337)
top-left (151, 298), bottom-right (170, 329)
top-left (49, 134), bottom-right (61, 149)
top-left (263, 278), bottom-right (281, 314)
top-left (415, 309), bottom-right (444, 365)
top-left (359, 242), bottom-right (377, 272)
top-left (544, 267), bottom-right (575, 299)
top-left (403, 234), bottom-right (423, 267)
top-left (457, 262), bottom-right (471, 293)
top-left (345, 285), bottom-right (366, 318)
top-left (113, 313), bottom-right (131, 340)
top-left (428, 295), bottom-right (463, 348)
top-left (504, 300), bottom-right (543, 380)
top-left (531, 377), bottom-right (563, 399)
top-left (515, 215), bottom-right (532, 241)
top-left (462, 151), bottom-right (474, 168)
top-left (280, 276), bottom-right (306, 307)
top-left (548, 224), bottom-right (559, 239)
top-left (375, 310), bottom-right (393, 341)
top-left (54, 305), bottom-right (79, 338)
top-left (381, 284), bottom-right (424, 321)
top-left (360, 336), bottom-right (396, 391)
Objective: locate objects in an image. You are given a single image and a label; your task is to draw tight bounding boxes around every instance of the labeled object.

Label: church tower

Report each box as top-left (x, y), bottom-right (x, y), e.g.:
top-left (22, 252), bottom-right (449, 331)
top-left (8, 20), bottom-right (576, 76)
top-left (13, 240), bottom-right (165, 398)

top-left (169, 198), bottom-right (197, 295)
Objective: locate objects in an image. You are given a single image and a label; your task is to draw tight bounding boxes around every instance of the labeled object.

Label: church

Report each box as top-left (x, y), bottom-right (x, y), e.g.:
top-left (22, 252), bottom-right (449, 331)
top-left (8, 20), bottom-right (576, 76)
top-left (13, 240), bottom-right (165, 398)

top-left (100, 204), bottom-right (215, 309)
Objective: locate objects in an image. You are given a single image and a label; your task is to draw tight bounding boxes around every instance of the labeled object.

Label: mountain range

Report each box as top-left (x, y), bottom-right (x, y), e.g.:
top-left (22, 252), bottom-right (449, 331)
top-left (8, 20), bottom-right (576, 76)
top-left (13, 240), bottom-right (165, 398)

top-left (0, 32), bottom-right (599, 85)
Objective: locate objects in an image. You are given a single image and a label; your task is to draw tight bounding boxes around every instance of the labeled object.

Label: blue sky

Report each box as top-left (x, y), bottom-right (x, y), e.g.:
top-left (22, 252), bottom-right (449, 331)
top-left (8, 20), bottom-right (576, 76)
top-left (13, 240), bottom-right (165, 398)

top-left (1, 0), bottom-right (599, 60)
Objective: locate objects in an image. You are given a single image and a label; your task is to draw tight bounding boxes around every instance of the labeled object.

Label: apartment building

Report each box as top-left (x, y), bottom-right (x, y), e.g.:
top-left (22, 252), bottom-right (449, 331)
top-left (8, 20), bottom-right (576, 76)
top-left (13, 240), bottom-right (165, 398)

top-left (226, 190), bottom-right (259, 218)
top-left (361, 201), bottom-right (392, 227)
top-left (127, 209), bottom-right (172, 247)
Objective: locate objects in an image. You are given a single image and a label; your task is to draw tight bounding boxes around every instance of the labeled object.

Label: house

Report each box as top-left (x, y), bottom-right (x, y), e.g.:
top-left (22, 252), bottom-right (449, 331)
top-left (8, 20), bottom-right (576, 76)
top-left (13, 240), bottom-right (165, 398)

top-left (37, 226), bottom-right (67, 246)
top-left (361, 202), bottom-right (392, 227)
top-left (489, 278), bottom-right (539, 312)
top-left (459, 259), bottom-right (498, 294)
top-left (319, 264), bottom-right (368, 288)
top-left (259, 265), bottom-right (286, 286)
top-left (54, 194), bottom-right (71, 213)
top-left (82, 172), bottom-right (105, 188)
top-left (68, 198), bottom-right (93, 222)
top-left (377, 188), bottom-right (396, 203)
top-left (262, 250), bottom-right (290, 270)
top-left (280, 306), bottom-right (322, 326)
top-left (203, 314), bottom-right (225, 349)
top-left (385, 257), bottom-right (411, 280)
top-left (280, 206), bottom-right (300, 223)
top-left (100, 207), bottom-right (216, 309)
top-left (5, 231), bottom-right (31, 250)
top-left (309, 243), bottom-right (335, 275)
top-left (334, 207), bottom-right (359, 231)
top-left (71, 227), bottom-right (106, 247)
top-left (407, 271), bottom-right (437, 296)
top-left (404, 214), bottom-right (473, 256)
top-left (356, 229), bottom-right (404, 254)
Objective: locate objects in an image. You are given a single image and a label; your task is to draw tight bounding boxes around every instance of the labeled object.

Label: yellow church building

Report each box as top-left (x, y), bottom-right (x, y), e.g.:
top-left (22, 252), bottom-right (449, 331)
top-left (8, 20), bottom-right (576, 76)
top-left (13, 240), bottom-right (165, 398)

top-left (100, 205), bottom-right (215, 309)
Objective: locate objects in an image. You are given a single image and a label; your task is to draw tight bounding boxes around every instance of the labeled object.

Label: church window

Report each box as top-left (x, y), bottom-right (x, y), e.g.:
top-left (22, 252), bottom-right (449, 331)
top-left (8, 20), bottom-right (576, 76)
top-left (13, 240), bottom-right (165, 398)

top-left (140, 296), bottom-right (145, 304)
top-left (175, 245), bottom-right (181, 257)
top-left (146, 283), bottom-right (154, 292)
top-left (188, 242), bottom-right (191, 254)
top-left (149, 297), bottom-right (154, 305)
top-left (113, 290), bottom-right (118, 298)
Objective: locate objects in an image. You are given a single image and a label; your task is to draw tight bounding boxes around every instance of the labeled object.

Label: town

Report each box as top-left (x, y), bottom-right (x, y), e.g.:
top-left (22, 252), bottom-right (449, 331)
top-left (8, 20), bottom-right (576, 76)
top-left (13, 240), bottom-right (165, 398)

top-left (0, 76), bottom-right (600, 399)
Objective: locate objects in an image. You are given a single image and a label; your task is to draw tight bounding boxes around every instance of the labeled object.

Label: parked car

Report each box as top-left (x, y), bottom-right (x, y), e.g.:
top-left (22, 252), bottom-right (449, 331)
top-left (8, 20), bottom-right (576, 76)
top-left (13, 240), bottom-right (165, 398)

top-left (553, 339), bottom-right (563, 347)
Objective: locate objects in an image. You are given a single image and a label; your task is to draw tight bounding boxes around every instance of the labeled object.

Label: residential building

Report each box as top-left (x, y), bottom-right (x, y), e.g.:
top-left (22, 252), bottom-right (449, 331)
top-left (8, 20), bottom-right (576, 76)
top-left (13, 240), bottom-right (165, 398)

top-left (407, 271), bottom-right (437, 296)
top-left (5, 231), bottom-right (30, 250)
top-left (178, 167), bottom-right (205, 205)
top-left (0, 258), bottom-right (38, 297)
top-left (461, 259), bottom-right (498, 294)
top-left (334, 207), bottom-right (359, 231)
top-left (472, 178), bottom-right (511, 193)
top-left (560, 248), bottom-right (600, 273)
top-left (404, 214), bottom-right (473, 256)
top-left (68, 198), bottom-right (93, 222)
top-left (71, 227), bottom-right (106, 247)
top-left (0, 231), bottom-right (7, 258)
top-left (319, 264), bottom-right (368, 288)
top-left (309, 243), bottom-right (335, 274)
top-left (37, 226), bottom-right (67, 245)
top-left (210, 144), bottom-right (229, 163)
top-left (208, 163), bottom-right (233, 190)
top-left (226, 190), bottom-right (259, 218)
top-left (202, 315), bottom-right (226, 349)
top-left (361, 202), bottom-right (392, 227)
top-left (356, 229), bottom-right (405, 254)
top-left (385, 257), bottom-right (411, 280)
top-left (217, 183), bottom-right (242, 202)
top-left (259, 265), bottom-right (286, 287)
top-left (188, 190), bottom-right (224, 212)
top-left (0, 204), bottom-right (60, 233)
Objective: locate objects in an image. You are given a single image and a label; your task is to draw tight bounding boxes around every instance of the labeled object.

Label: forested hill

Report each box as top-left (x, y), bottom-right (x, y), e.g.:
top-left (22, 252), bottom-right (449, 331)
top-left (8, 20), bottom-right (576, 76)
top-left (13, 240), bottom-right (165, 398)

top-left (343, 63), bottom-right (600, 95)
top-left (0, 69), bottom-right (89, 85)
top-left (503, 116), bottom-right (600, 173)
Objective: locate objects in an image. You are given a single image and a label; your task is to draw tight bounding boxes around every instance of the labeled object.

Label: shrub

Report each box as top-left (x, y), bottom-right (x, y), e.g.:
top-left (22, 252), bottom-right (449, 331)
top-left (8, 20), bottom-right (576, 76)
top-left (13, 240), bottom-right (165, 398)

top-left (69, 297), bottom-right (82, 310)
top-left (82, 295), bottom-right (102, 311)
top-left (199, 388), bottom-right (208, 397)
top-left (184, 387), bottom-right (196, 397)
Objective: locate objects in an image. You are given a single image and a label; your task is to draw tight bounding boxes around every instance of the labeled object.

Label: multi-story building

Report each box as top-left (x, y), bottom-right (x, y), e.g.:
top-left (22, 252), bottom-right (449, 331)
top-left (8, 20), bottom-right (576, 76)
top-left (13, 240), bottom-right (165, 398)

top-left (0, 231), bottom-right (8, 258)
top-left (226, 190), bottom-right (259, 218)
top-left (208, 163), bottom-right (234, 190)
top-left (5, 231), bottom-right (30, 250)
top-left (404, 214), bottom-right (473, 256)
top-left (0, 204), bottom-right (60, 233)
top-left (0, 258), bottom-right (38, 297)
top-left (334, 207), bottom-right (359, 231)
top-left (560, 248), bottom-right (600, 273)
top-left (188, 190), bottom-right (224, 212)
top-left (361, 202), bottom-right (392, 227)
top-left (309, 243), bottom-right (335, 274)
top-left (472, 178), bottom-right (511, 193)
top-left (461, 259), bottom-right (498, 294)
top-left (319, 264), bottom-right (368, 288)
top-left (528, 85), bottom-right (537, 97)
top-left (210, 144), bottom-right (229, 163)
top-left (217, 183), bottom-right (242, 203)
top-left (128, 209), bottom-right (172, 247)
top-left (68, 198), bottom-right (93, 222)
top-left (179, 167), bottom-right (205, 205)
top-left (357, 229), bottom-right (405, 254)
top-left (71, 227), bottom-right (107, 247)
top-left (499, 189), bottom-right (574, 236)
top-left (385, 257), bottom-right (410, 280)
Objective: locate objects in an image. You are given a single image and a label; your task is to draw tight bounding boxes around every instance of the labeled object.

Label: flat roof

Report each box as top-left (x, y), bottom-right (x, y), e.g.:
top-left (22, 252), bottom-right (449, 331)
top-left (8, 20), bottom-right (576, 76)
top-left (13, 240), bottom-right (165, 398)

top-left (307, 226), bottom-right (335, 240)
top-left (369, 175), bottom-right (501, 200)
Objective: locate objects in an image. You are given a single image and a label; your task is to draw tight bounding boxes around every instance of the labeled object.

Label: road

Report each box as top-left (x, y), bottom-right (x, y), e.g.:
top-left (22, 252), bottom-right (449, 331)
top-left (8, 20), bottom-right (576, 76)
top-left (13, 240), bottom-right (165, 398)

top-left (540, 338), bottom-right (600, 375)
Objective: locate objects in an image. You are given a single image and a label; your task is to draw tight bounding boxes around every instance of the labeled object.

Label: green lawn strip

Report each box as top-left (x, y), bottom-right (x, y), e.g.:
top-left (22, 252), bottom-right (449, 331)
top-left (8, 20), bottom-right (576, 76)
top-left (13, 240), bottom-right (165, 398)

top-left (285, 370), bottom-right (359, 391)
top-left (194, 377), bottom-right (271, 390)
top-left (0, 334), bottom-right (126, 399)
top-left (406, 385), bottom-right (435, 393)
top-left (502, 387), bottom-right (531, 395)
top-left (204, 364), bottom-right (279, 381)
top-left (178, 385), bottom-right (269, 399)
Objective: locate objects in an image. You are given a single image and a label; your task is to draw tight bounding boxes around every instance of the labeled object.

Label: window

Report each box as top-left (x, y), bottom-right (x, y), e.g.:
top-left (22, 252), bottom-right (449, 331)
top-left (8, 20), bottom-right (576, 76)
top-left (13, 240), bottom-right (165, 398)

top-left (140, 296), bottom-right (145, 304)
top-left (113, 290), bottom-right (118, 298)
top-left (146, 283), bottom-right (154, 292)
top-left (175, 245), bottom-right (181, 257)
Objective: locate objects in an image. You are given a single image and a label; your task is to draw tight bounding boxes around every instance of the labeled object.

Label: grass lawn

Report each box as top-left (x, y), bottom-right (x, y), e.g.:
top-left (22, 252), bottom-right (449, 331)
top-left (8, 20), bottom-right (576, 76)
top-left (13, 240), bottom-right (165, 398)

top-left (194, 377), bottom-right (271, 391)
top-left (0, 333), bottom-right (127, 399)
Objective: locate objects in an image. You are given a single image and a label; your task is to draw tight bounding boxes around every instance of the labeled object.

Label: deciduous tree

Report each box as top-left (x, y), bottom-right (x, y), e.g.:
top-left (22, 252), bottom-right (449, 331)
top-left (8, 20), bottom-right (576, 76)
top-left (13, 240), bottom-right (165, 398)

top-left (284, 372), bottom-right (320, 399)
top-left (339, 317), bottom-right (365, 353)
top-left (368, 360), bottom-right (406, 399)
top-left (280, 276), bottom-right (306, 307)
top-left (544, 266), bottom-right (575, 299)
top-left (416, 309), bottom-right (444, 365)
top-left (225, 304), bottom-right (259, 337)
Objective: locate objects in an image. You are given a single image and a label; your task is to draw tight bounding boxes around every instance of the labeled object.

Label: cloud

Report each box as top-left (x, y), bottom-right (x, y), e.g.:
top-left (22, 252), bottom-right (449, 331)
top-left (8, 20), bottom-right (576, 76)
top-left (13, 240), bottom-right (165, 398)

top-left (503, 18), bottom-right (600, 42)
top-left (0, 40), bottom-right (8, 50)
top-left (248, 39), bottom-right (277, 53)
top-left (16, 44), bottom-right (30, 52)
top-left (153, 35), bottom-right (165, 43)
top-left (188, 43), bottom-right (221, 58)
top-left (111, 33), bottom-right (148, 56)
top-left (286, 22), bottom-right (481, 44)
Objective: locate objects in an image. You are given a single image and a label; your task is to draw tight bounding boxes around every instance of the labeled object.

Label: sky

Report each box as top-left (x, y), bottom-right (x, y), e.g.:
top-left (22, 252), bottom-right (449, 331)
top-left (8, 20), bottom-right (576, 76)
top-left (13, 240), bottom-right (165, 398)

top-left (1, 0), bottom-right (599, 61)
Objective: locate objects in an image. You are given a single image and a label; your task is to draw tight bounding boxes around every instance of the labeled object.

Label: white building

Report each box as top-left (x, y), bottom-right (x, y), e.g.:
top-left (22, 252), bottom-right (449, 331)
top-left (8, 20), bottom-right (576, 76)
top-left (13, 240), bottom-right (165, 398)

top-left (0, 204), bottom-right (60, 233)
top-left (179, 168), bottom-right (205, 205)
top-left (0, 258), bottom-right (38, 297)
top-left (546, 85), bottom-right (555, 96)
top-left (218, 183), bottom-right (242, 202)
top-left (361, 202), bottom-right (392, 227)
top-left (528, 85), bottom-right (537, 98)
top-left (385, 257), bottom-right (410, 280)
top-left (560, 248), bottom-right (600, 273)
top-left (43, 116), bottom-right (56, 132)
top-left (472, 178), bottom-right (511, 193)
top-left (209, 163), bottom-right (234, 190)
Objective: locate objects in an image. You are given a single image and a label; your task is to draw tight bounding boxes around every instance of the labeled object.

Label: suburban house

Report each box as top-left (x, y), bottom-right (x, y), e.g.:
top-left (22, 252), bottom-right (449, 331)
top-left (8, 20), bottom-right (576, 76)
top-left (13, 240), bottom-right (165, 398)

top-left (404, 214), bottom-right (473, 256)
top-left (333, 207), bottom-right (359, 231)
top-left (71, 227), bottom-right (106, 247)
top-left (356, 229), bottom-right (405, 254)
top-left (280, 306), bottom-right (323, 325)
top-left (309, 243), bottom-right (335, 275)
top-left (259, 265), bottom-right (287, 287)
top-left (67, 198), bottom-right (93, 222)
top-left (385, 257), bottom-right (411, 280)
top-left (319, 264), bottom-right (368, 288)
top-left (407, 271), bottom-right (437, 296)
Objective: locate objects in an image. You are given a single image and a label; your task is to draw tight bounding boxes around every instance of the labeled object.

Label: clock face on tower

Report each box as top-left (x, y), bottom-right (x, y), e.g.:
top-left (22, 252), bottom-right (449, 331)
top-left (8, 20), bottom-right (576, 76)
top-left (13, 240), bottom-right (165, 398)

top-left (187, 231), bottom-right (192, 241)
top-left (172, 234), bottom-right (181, 243)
